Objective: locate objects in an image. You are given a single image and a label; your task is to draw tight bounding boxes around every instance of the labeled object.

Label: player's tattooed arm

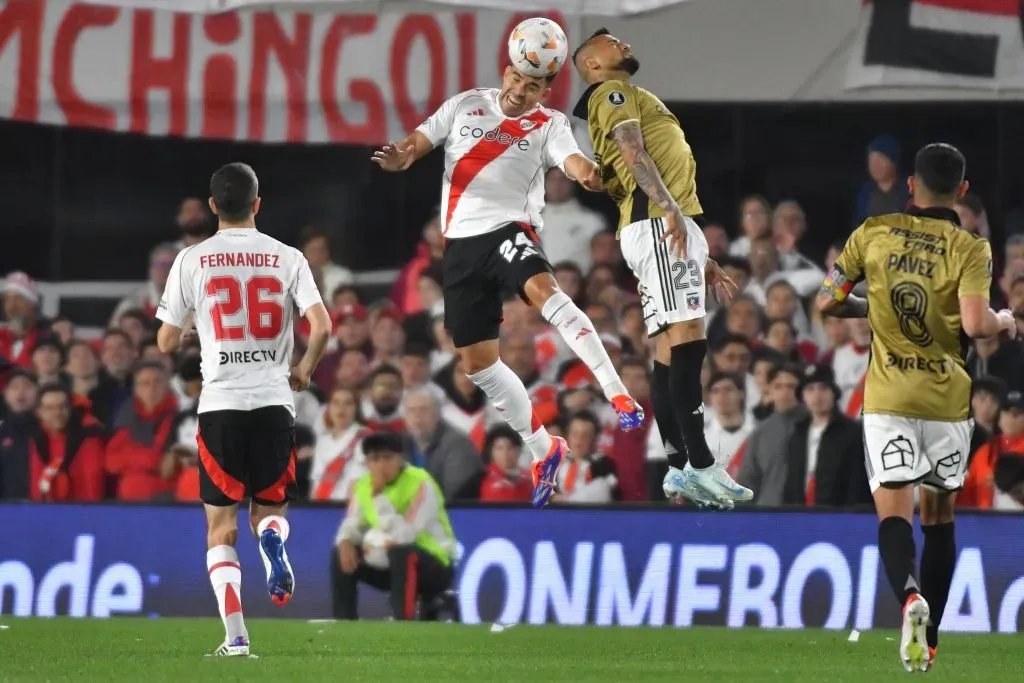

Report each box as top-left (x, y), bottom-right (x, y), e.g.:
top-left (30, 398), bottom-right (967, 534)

top-left (610, 123), bottom-right (679, 215)
top-left (820, 292), bottom-right (869, 318)
top-left (816, 265), bottom-right (868, 318)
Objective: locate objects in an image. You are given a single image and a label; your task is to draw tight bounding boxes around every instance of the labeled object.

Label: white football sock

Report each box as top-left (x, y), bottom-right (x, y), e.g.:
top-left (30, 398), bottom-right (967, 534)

top-left (207, 545), bottom-right (247, 643)
top-left (468, 360), bottom-right (553, 462)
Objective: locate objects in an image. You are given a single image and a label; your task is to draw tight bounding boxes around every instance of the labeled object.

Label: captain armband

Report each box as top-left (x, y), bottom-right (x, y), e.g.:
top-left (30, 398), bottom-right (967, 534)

top-left (821, 265), bottom-right (855, 301)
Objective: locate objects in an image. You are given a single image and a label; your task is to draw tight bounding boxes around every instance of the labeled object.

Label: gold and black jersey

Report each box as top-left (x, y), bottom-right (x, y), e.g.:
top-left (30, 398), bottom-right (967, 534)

top-left (572, 80), bottom-right (702, 235)
top-left (832, 206), bottom-right (992, 421)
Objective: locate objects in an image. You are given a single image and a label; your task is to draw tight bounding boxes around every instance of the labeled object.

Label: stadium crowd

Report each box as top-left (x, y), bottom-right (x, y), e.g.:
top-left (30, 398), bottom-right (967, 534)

top-left (2, 137), bottom-right (1024, 511)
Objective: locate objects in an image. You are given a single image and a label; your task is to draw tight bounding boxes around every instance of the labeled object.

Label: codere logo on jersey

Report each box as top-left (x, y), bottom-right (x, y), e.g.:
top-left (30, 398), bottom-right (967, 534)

top-left (458, 125), bottom-right (531, 151)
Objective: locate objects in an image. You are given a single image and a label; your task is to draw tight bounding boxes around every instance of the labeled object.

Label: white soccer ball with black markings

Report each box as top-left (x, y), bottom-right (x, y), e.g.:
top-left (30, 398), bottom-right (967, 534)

top-left (508, 17), bottom-right (568, 78)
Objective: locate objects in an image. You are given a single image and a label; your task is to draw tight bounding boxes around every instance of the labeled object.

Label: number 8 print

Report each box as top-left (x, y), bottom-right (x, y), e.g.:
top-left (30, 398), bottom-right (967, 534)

top-left (889, 281), bottom-right (932, 347)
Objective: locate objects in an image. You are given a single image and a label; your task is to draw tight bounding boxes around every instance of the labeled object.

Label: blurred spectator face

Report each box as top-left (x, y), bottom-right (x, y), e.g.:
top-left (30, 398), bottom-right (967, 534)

top-left (764, 321), bottom-right (795, 355)
top-left (545, 168), bottom-right (574, 204)
top-left (66, 343), bottom-right (99, 379)
top-left (102, 332), bottom-right (136, 378)
top-left (772, 201), bottom-right (806, 246)
top-left (752, 358), bottom-right (775, 399)
top-left (723, 262), bottom-right (749, 292)
top-left (955, 204), bottom-right (981, 234)
top-left (4, 374), bottom-right (37, 413)
top-left (585, 303), bottom-right (616, 335)
top-left (590, 232), bottom-right (619, 266)
top-left (726, 299), bottom-right (760, 338)
top-left (500, 333), bottom-right (536, 378)
top-left (713, 341), bottom-right (751, 375)
top-left (999, 407), bottom-right (1024, 437)
top-left (371, 317), bottom-right (405, 357)
top-left (335, 349), bottom-right (369, 389)
top-left (134, 366), bottom-right (169, 410)
top-left (848, 318), bottom-right (872, 347)
top-left (400, 353), bottom-right (430, 388)
top-left (620, 364), bottom-right (650, 401)
top-left (1010, 279), bottom-right (1024, 312)
top-left (709, 377), bottom-right (743, 417)
top-left (586, 266), bottom-right (617, 303)
top-left (554, 266), bottom-right (582, 301)
top-left (302, 235), bottom-right (331, 269)
top-left (370, 371), bottom-right (403, 415)
top-left (769, 370), bottom-right (800, 413)
top-left (423, 216), bottom-right (443, 256)
top-left (597, 284), bottom-right (625, 316)
top-left (418, 275), bottom-right (443, 310)
top-left (118, 313), bottom-right (147, 347)
top-left (37, 390), bottom-right (70, 432)
top-left (149, 247), bottom-right (177, 289)
top-left (51, 319), bottom-right (74, 345)
top-left (765, 283), bottom-right (797, 321)
top-left (403, 391), bottom-right (439, 441)
top-left (803, 382), bottom-right (835, 416)
top-left (567, 417), bottom-right (598, 457)
top-left (177, 197), bottom-right (209, 236)
top-left (868, 151), bottom-right (897, 184)
top-left (563, 388), bottom-right (595, 413)
top-left (3, 291), bottom-right (34, 326)
top-left (337, 315), bottom-right (369, 348)
top-left (972, 390), bottom-right (1001, 429)
top-left (703, 224), bottom-right (729, 261)
top-left (823, 317), bottom-right (851, 348)
top-left (1001, 259), bottom-right (1024, 298)
top-left (748, 237), bottom-right (777, 280)
top-left (491, 436), bottom-right (522, 473)
top-left (32, 344), bottom-right (62, 379)
top-left (740, 198), bottom-right (770, 240)
top-left (332, 287), bottom-right (361, 310)
top-left (327, 388), bottom-right (358, 430)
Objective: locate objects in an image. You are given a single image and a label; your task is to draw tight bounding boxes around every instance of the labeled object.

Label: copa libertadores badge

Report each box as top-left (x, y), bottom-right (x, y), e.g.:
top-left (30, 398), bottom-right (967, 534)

top-left (608, 91), bottom-right (625, 106)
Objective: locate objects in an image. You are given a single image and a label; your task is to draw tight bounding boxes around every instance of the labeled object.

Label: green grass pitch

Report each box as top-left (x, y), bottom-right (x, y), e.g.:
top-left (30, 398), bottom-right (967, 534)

top-left (0, 618), bottom-right (1016, 682)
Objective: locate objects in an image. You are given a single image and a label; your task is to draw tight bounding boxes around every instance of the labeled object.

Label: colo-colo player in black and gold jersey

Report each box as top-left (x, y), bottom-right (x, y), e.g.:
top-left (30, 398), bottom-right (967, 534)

top-left (571, 29), bottom-right (751, 509)
top-left (817, 143), bottom-right (1015, 673)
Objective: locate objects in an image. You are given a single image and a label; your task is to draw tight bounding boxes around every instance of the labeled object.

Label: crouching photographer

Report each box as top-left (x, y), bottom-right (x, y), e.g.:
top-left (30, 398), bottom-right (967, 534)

top-left (330, 430), bottom-right (456, 620)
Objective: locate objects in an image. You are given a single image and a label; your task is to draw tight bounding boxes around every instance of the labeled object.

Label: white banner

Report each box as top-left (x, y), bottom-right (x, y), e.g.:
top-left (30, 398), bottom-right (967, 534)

top-left (79, 0), bottom-right (691, 16)
top-left (0, 0), bottom-right (582, 143)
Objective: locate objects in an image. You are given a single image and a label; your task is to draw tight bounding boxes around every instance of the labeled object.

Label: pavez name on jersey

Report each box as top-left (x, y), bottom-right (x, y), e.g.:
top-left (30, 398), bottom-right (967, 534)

top-left (415, 88), bottom-right (581, 240)
top-left (828, 206), bottom-right (992, 422)
top-left (573, 80), bottom-right (702, 234)
top-left (156, 228), bottom-right (323, 415)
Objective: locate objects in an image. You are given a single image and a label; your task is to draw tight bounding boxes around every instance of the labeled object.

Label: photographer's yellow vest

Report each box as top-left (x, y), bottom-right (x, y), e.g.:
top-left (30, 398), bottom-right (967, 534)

top-left (354, 466), bottom-right (454, 566)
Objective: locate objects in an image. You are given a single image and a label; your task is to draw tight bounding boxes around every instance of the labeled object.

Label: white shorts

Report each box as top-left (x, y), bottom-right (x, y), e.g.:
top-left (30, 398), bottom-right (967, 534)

top-left (862, 413), bottom-right (973, 493)
top-left (619, 216), bottom-right (708, 337)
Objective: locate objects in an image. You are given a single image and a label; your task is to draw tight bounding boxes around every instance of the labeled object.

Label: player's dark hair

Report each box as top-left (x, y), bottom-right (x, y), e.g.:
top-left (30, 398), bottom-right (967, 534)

top-left (362, 430), bottom-right (405, 457)
top-left (210, 162), bottom-right (259, 223)
top-left (913, 143), bottom-right (966, 197)
top-left (572, 27), bottom-right (610, 66)
top-left (368, 363), bottom-right (402, 384)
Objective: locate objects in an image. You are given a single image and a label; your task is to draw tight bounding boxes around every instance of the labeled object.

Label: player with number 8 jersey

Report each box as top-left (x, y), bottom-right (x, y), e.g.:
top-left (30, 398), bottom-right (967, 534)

top-left (156, 163), bottom-right (332, 658)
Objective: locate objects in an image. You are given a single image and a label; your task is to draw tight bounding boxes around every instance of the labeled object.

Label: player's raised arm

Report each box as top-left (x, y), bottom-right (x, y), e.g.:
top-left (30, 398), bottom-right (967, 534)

top-left (959, 237), bottom-right (1015, 338)
top-left (155, 249), bottom-right (194, 353)
top-left (817, 227), bottom-right (868, 319)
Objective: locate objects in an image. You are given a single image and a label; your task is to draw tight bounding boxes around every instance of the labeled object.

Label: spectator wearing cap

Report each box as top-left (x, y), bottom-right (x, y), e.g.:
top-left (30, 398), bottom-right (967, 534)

top-left (312, 303), bottom-right (372, 392)
top-left (403, 264), bottom-right (444, 350)
top-left (554, 411), bottom-right (620, 504)
top-left (299, 226), bottom-right (354, 302)
top-left (370, 307), bottom-right (406, 370)
top-left (310, 386), bottom-right (370, 502)
top-left (174, 196), bottom-right (213, 248)
top-left (29, 384), bottom-right (105, 502)
top-left (110, 243), bottom-right (179, 326)
top-left (704, 373), bottom-right (754, 470)
top-left (65, 340), bottom-right (122, 429)
top-left (0, 370), bottom-right (39, 499)
top-left (955, 193), bottom-right (989, 239)
top-left (540, 168), bottom-right (608, 272)
top-left (961, 389), bottom-right (1024, 509)
top-left (783, 365), bottom-right (870, 508)
top-left (391, 211), bottom-right (444, 315)
top-left (362, 365), bottom-right (405, 433)
top-left (609, 357), bottom-right (656, 502)
top-left (105, 361), bottom-right (180, 500)
top-left (853, 135), bottom-right (909, 225)
top-left (32, 339), bottom-right (67, 389)
top-left (734, 363), bottom-right (807, 506)
top-left (402, 388), bottom-right (483, 501)
top-left (433, 356), bottom-right (487, 449)
top-left (479, 425), bottom-right (532, 503)
top-left (0, 272), bottom-right (53, 375)
top-left (729, 195), bottom-right (771, 259)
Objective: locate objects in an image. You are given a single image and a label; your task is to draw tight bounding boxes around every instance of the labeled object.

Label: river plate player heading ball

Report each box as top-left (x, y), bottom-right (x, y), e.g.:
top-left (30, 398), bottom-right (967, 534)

top-left (571, 29), bottom-right (751, 509)
top-left (370, 29), bottom-right (645, 509)
top-left (817, 143), bottom-right (1015, 673)
top-left (156, 163), bottom-right (333, 657)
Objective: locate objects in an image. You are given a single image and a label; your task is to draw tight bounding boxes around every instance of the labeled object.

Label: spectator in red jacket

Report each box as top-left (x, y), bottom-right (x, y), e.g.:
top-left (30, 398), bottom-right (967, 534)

top-left (0, 272), bottom-right (52, 374)
top-left (480, 425), bottom-right (532, 503)
top-left (29, 384), bottom-right (105, 502)
top-left (105, 361), bottom-right (179, 500)
top-left (390, 210), bottom-right (443, 314)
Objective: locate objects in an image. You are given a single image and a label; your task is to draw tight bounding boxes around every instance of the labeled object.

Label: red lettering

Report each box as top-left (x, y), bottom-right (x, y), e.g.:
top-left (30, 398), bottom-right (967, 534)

top-left (320, 15), bottom-right (385, 143)
top-left (251, 12), bottom-right (311, 143)
top-left (499, 12), bottom-right (570, 113)
top-left (53, 6), bottom-right (118, 130)
top-left (390, 16), bottom-right (445, 135)
top-left (0, 0), bottom-right (43, 122)
top-left (455, 14), bottom-right (477, 93)
top-left (272, 255), bottom-right (279, 268)
top-left (201, 13), bottom-right (240, 140)
top-left (130, 10), bottom-right (191, 136)
top-left (216, 254), bottom-right (225, 267)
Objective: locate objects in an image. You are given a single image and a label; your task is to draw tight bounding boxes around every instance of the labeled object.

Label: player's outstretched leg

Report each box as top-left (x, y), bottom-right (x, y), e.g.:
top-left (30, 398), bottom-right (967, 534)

top-left (466, 347), bottom-right (567, 508)
top-left (205, 505), bottom-right (250, 657)
top-left (919, 489), bottom-right (957, 670)
top-left (253, 509), bottom-right (294, 606)
top-left (526, 276), bottom-right (644, 431)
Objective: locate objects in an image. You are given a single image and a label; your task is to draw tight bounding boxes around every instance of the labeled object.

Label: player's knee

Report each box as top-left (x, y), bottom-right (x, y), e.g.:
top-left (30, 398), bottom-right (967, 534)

top-left (523, 273), bottom-right (559, 308)
top-left (459, 345), bottom-right (499, 375)
top-left (920, 489), bottom-right (956, 525)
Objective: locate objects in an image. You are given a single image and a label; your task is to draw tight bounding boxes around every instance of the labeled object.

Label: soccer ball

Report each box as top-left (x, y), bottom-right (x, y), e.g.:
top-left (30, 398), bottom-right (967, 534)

top-left (507, 17), bottom-right (568, 78)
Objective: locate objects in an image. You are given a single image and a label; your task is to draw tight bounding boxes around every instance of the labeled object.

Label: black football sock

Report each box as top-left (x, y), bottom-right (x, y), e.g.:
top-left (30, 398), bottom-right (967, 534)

top-left (878, 516), bottom-right (920, 605)
top-left (669, 340), bottom-right (715, 470)
top-left (651, 361), bottom-right (687, 470)
top-left (920, 521), bottom-right (956, 649)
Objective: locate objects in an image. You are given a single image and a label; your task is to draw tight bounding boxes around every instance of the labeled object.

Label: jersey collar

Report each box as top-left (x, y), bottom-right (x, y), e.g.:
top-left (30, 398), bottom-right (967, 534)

top-left (572, 82), bottom-right (602, 120)
top-left (905, 205), bottom-right (961, 226)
